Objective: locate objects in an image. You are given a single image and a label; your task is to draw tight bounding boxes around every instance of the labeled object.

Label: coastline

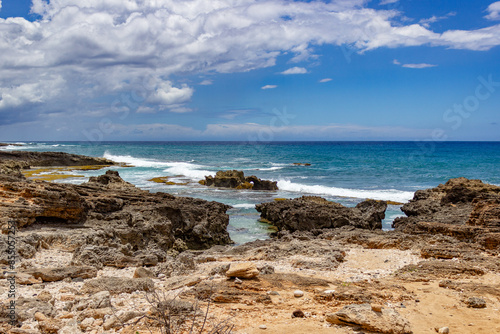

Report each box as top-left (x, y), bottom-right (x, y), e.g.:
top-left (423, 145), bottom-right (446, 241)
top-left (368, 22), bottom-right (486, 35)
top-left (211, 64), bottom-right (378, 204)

top-left (0, 149), bottom-right (499, 334)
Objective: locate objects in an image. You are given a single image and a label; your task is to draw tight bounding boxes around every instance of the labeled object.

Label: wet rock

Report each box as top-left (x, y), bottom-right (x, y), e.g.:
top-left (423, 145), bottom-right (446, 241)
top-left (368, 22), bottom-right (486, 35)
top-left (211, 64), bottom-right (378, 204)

top-left (81, 276), bottom-right (154, 294)
top-left (226, 262), bottom-right (259, 279)
top-left (325, 303), bottom-right (412, 334)
top-left (256, 196), bottom-right (387, 232)
top-left (204, 170), bottom-right (278, 190)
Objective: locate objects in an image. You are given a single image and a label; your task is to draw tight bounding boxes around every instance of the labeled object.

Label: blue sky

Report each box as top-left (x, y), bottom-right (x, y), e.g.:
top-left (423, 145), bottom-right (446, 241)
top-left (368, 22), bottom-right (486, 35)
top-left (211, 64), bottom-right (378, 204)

top-left (0, 0), bottom-right (499, 141)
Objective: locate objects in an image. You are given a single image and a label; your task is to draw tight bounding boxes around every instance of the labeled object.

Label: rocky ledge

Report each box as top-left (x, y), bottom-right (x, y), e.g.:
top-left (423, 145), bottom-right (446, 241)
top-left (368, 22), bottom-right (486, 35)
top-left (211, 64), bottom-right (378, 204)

top-left (201, 170), bottom-right (278, 190)
top-left (0, 170), bottom-right (232, 269)
top-left (256, 196), bottom-right (387, 231)
top-left (393, 177), bottom-right (500, 251)
top-left (0, 151), bottom-right (116, 168)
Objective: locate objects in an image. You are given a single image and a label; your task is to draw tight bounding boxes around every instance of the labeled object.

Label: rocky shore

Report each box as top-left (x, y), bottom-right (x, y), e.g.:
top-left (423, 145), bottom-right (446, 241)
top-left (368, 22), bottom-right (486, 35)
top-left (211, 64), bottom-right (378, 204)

top-left (0, 152), bottom-right (499, 334)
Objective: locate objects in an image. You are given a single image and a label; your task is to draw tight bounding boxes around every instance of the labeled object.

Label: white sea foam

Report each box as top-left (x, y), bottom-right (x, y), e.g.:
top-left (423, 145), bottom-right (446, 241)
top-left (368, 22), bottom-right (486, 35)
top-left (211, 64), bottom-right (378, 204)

top-left (254, 166), bottom-right (283, 171)
top-left (163, 162), bottom-right (213, 180)
top-left (277, 179), bottom-right (414, 203)
top-left (232, 203), bottom-right (256, 209)
top-left (103, 152), bottom-right (171, 167)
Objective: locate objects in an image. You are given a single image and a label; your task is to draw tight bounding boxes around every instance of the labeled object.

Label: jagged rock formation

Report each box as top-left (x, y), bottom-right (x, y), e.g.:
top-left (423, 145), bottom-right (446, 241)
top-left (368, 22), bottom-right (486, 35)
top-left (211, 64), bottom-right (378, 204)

top-left (392, 177), bottom-right (500, 250)
top-left (203, 170), bottom-right (278, 190)
top-left (0, 170), bottom-right (232, 267)
top-left (256, 196), bottom-right (387, 232)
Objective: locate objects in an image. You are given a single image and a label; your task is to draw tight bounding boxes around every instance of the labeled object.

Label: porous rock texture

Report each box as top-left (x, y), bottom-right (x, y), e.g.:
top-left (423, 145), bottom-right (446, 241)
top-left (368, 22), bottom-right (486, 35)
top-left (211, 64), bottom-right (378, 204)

top-left (393, 177), bottom-right (500, 250)
top-left (0, 170), bottom-right (232, 268)
top-left (256, 196), bottom-right (387, 232)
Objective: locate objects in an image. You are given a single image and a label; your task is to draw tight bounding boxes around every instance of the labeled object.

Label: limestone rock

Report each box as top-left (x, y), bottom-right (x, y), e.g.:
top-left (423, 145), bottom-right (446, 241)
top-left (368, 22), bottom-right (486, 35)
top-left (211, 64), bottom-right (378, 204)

top-left (133, 267), bottom-right (156, 278)
top-left (325, 303), bottom-right (412, 334)
top-left (16, 297), bottom-right (55, 322)
top-left (0, 169), bottom-right (232, 266)
top-left (226, 262), bottom-right (259, 279)
top-left (465, 297), bottom-right (486, 308)
top-left (81, 276), bottom-right (154, 294)
top-left (22, 266), bottom-right (97, 282)
top-left (256, 196), bottom-right (387, 232)
top-left (393, 178), bottom-right (500, 250)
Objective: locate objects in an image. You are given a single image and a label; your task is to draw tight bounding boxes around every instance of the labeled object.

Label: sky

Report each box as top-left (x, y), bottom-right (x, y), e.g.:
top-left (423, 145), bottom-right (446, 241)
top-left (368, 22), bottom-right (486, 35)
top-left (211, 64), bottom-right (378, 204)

top-left (0, 0), bottom-right (499, 141)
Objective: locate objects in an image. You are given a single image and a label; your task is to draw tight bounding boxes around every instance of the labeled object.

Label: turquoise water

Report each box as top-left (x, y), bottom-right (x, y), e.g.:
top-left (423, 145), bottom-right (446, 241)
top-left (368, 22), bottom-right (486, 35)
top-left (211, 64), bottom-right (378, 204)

top-left (3, 141), bottom-right (500, 244)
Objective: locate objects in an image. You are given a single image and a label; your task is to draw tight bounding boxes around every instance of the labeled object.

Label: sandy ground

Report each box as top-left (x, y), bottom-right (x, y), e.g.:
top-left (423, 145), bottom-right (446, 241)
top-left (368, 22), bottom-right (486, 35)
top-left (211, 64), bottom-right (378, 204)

top-left (3, 245), bottom-right (499, 334)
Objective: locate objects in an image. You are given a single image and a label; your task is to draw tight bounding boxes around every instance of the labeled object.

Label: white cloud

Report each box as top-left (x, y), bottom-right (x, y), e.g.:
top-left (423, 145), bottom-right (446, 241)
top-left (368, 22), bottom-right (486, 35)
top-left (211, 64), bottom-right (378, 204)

top-left (0, 0), bottom-right (499, 128)
top-left (379, 0), bottom-right (399, 5)
top-left (261, 85), bottom-right (277, 90)
top-left (319, 78), bottom-right (332, 83)
top-left (199, 80), bottom-right (213, 85)
top-left (393, 59), bottom-right (437, 68)
top-left (0, 1), bottom-right (2, 11)
top-left (281, 67), bottom-right (307, 75)
top-left (486, 2), bottom-right (500, 20)
top-left (419, 12), bottom-right (456, 28)
top-left (402, 63), bottom-right (437, 69)
top-left (147, 81), bottom-right (194, 109)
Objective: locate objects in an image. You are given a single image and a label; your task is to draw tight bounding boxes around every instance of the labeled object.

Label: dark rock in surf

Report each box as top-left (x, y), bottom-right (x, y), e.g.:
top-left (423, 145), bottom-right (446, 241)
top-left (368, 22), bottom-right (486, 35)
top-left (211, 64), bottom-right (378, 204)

top-left (256, 196), bottom-right (387, 232)
top-left (203, 170), bottom-right (278, 191)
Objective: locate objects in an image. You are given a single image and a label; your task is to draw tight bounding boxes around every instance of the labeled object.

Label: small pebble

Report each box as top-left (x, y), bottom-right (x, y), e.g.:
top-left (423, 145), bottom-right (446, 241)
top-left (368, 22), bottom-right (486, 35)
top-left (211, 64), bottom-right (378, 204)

top-left (235, 278), bottom-right (243, 284)
top-left (294, 290), bottom-right (304, 298)
top-left (259, 325), bottom-right (267, 330)
top-left (292, 310), bottom-right (305, 318)
top-left (438, 327), bottom-right (449, 334)
top-left (267, 291), bottom-right (280, 296)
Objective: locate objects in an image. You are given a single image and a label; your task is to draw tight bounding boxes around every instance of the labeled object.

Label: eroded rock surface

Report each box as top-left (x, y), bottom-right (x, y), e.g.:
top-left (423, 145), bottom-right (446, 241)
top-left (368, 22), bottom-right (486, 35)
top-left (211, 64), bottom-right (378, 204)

top-left (393, 177), bottom-right (500, 250)
top-left (0, 170), bottom-right (232, 268)
top-left (203, 170), bottom-right (278, 190)
top-left (256, 196), bottom-right (387, 232)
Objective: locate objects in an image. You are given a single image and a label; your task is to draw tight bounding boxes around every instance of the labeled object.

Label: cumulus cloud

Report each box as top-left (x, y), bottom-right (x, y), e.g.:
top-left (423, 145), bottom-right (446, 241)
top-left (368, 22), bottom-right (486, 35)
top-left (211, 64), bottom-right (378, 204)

top-left (147, 81), bottom-right (194, 109)
top-left (0, 1), bottom-right (2, 11)
top-left (0, 0), bottom-right (500, 130)
top-left (199, 80), bottom-right (213, 85)
top-left (319, 78), bottom-right (332, 83)
top-left (486, 2), bottom-right (500, 20)
top-left (281, 67), bottom-right (307, 75)
top-left (261, 85), bottom-right (277, 90)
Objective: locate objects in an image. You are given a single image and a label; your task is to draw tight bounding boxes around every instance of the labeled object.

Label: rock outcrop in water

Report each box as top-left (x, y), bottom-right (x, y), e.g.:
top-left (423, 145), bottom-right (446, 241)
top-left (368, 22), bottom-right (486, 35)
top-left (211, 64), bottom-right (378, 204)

top-left (203, 170), bottom-right (278, 190)
top-left (392, 177), bottom-right (500, 250)
top-left (256, 196), bottom-right (387, 231)
top-left (0, 170), bottom-right (232, 268)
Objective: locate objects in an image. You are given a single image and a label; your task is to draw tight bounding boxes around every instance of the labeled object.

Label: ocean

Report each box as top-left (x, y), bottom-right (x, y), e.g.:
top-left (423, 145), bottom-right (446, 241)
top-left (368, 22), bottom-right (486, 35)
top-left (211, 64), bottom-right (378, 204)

top-left (3, 141), bottom-right (500, 244)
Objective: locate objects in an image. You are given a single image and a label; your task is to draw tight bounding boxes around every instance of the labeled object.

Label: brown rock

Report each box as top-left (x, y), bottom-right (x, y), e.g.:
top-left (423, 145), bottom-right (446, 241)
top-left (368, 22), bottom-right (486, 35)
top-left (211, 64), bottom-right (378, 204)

top-left (23, 266), bottom-right (97, 282)
top-left (81, 276), bottom-right (154, 294)
top-left (133, 267), bottom-right (156, 278)
top-left (256, 196), bottom-right (387, 232)
top-left (226, 262), bottom-right (259, 279)
top-left (325, 303), bottom-right (412, 334)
